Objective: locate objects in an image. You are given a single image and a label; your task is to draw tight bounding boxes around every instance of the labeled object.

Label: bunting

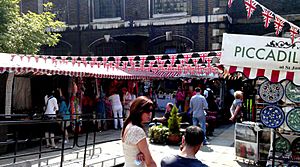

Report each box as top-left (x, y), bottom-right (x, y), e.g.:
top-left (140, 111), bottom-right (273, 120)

top-left (228, 0), bottom-right (234, 8)
top-left (6, 51), bottom-right (221, 78)
top-left (244, 0), bottom-right (258, 19)
top-left (229, 0), bottom-right (300, 43)
top-left (274, 15), bottom-right (285, 36)
top-left (262, 8), bottom-right (273, 29)
top-left (290, 26), bottom-right (299, 44)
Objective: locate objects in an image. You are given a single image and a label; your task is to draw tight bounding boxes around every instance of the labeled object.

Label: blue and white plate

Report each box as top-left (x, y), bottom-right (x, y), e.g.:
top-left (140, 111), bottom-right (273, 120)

top-left (258, 81), bottom-right (284, 104)
top-left (260, 105), bottom-right (285, 128)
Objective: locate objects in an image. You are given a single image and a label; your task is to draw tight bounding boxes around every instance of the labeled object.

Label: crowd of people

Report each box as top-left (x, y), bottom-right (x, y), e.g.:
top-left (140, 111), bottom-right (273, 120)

top-left (41, 79), bottom-right (244, 167)
top-left (121, 88), bottom-right (244, 167)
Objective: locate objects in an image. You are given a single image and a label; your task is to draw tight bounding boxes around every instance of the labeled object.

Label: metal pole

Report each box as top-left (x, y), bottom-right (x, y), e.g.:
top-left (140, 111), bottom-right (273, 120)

top-left (60, 120), bottom-right (66, 167)
top-left (13, 131), bottom-right (18, 163)
top-left (272, 129), bottom-right (276, 167)
top-left (92, 126), bottom-right (96, 155)
top-left (83, 127), bottom-right (89, 167)
top-left (38, 125), bottom-right (43, 167)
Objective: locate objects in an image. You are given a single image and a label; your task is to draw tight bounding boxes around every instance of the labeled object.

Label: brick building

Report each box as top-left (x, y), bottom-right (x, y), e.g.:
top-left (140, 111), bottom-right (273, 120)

top-left (20, 0), bottom-right (300, 56)
top-left (20, 0), bottom-right (229, 56)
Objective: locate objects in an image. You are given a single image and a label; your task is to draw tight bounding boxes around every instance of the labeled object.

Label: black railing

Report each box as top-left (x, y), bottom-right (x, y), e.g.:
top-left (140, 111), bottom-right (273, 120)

top-left (0, 113), bottom-right (124, 167)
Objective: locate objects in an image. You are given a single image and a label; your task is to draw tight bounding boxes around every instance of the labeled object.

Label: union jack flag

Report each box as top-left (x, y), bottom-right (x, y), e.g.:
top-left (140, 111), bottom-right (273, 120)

top-left (244, 0), bottom-right (257, 19)
top-left (228, 0), bottom-right (234, 8)
top-left (290, 26), bottom-right (299, 44)
top-left (262, 8), bottom-right (273, 29)
top-left (274, 15), bottom-right (285, 36)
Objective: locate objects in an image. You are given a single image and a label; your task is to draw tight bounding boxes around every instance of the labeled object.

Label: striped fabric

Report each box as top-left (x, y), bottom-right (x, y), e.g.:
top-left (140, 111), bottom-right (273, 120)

top-left (226, 65), bottom-right (300, 85)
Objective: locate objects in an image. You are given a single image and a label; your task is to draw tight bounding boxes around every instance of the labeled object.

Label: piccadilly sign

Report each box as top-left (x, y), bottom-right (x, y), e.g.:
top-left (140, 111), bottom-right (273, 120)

top-left (220, 33), bottom-right (300, 71)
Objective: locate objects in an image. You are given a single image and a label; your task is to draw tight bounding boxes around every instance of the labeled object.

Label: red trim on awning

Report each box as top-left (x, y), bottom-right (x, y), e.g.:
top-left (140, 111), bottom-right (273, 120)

top-left (270, 70), bottom-right (280, 82)
top-left (256, 69), bottom-right (265, 77)
top-left (286, 71), bottom-right (294, 81)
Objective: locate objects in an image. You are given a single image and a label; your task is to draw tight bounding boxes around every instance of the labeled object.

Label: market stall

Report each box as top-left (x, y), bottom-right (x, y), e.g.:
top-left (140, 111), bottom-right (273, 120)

top-left (221, 33), bottom-right (300, 166)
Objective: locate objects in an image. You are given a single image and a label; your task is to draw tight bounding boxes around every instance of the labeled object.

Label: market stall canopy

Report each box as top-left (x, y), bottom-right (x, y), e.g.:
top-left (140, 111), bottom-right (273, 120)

top-left (0, 53), bottom-right (151, 79)
top-left (220, 33), bottom-right (300, 85)
top-left (0, 51), bottom-right (222, 79)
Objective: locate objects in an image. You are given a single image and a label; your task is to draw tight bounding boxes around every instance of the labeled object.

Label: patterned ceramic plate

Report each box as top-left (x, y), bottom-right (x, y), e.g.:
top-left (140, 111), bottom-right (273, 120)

top-left (258, 81), bottom-right (284, 103)
top-left (286, 108), bottom-right (300, 132)
top-left (291, 137), bottom-right (300, 161)
top-left (260, 105), bottom-right (285, 128)
top-left (285, 82), bottom-right (300, 103)
top-left (274, 137), bottom-right (291, 154)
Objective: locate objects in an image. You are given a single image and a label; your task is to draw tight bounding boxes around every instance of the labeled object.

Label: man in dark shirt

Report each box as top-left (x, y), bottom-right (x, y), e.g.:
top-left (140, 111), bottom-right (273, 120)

top-left (152, 103), bottom-right (173, 126)
top-left (161, 126), bottom-right (208, 167)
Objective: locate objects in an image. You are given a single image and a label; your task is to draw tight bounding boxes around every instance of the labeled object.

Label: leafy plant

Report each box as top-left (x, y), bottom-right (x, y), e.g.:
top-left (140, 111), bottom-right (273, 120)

top-left (168, 105), bottom-right (181, 135)
top-left (148, 124), bottom-right (168, 144)
top-left (0, 1), bottom-right (65, 54)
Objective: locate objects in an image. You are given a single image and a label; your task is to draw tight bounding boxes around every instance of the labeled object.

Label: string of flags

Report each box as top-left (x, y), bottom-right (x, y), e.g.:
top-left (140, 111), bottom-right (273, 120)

top-left (228, 0), bottom-right (300, 43)
top-left (9, 51), bottom-right (222, 75)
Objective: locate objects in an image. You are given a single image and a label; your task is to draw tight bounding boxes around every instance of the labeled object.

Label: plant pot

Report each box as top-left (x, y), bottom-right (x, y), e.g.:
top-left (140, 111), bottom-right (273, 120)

top-left (167, 134), bottom-right (181, 145)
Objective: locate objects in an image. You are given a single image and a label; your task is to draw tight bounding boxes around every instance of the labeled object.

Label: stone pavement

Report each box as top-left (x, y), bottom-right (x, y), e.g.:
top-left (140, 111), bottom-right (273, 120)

top-left (0, 123), bottom-right (257, 167)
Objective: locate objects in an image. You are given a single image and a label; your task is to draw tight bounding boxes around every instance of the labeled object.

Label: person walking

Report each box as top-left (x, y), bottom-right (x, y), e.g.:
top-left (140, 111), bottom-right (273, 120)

top-left (57, 88), bottom-right (70, 144)
top-left (175, 87), bottom-right (185, 112)
top-left (189, 87), bottom-right (209, 145)
top-left (121, 96), bottom-right (157, 167)
top-left (229, 91), bottom-right (244, 122)
top-left (44, 90), bottom-right (59, 149)
top-left (161, 126), bottom-right (208, 167)
top-left (109, 91), bottom-right (123, 129)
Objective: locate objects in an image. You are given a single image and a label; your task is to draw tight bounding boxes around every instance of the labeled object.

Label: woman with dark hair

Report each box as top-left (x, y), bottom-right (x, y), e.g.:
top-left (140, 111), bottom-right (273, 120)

top-left (121, 96), bottom-right (157, 167)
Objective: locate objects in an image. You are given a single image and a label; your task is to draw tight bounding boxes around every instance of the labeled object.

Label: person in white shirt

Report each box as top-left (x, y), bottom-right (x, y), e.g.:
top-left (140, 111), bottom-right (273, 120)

top-left (109, 92), bottom-right (123, 129)
top-left (44, 90), bottom-right (59, 149)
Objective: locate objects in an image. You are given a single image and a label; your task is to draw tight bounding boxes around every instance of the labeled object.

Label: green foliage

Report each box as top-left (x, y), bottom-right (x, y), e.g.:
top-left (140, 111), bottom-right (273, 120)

top-left (0, 1), bottom-right (65, 54)
top-left (168, 105), bottom-right (181, 135)
top-left (148, 124), bottom-right (169, 144)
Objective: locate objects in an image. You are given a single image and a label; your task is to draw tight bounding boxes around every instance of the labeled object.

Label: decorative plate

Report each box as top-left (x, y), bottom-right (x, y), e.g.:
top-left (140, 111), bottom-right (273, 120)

top-left (258, 81), bottom-right (284, 103)
top-left (274, 137), bottom-right (291, 154)
top-left (291, 137), bottom-right (300, 161)
top-left (285, 82), bottom-right (300, 103)
top-left (286, 108), bottom-right (300, 132)
top-left (260, 105), bottom-right (285, 128)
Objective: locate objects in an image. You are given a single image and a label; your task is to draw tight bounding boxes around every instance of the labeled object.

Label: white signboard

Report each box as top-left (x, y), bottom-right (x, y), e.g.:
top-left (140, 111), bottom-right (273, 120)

top-left (221, 33), bottom-right (300, 71)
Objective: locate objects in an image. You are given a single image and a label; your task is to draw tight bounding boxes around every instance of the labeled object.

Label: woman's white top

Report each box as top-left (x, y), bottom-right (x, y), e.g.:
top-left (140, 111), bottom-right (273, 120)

top-left (109, 94), bottom-right (122, 110)
top-left (122, 124), bottom-right (146, 167)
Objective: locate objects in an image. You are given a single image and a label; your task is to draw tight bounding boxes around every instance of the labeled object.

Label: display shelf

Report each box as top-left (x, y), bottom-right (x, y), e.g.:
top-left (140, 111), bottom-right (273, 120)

top-left (254, 79), bottom-right (300, 166)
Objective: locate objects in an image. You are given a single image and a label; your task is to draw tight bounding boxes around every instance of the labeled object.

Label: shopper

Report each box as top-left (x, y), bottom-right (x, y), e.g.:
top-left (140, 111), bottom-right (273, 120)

top-left (161, 126), bottom-right (208, 167)
top-left (229, 91), bottom-right (244, 123)
top-left (122, 88), bottom-right (132, 118)
top-left (109, 91), bottom-right (123, 129)
top-left (44, 90), bottom-right (59, 149)
top-left (121, 96), bottom-right (157, 167)
top-left (57, 88), bottom-right (70, 143)
top-left (176, 87), bottom-right (185, 112)
top-left (189, 87), bottom-right (209, 145)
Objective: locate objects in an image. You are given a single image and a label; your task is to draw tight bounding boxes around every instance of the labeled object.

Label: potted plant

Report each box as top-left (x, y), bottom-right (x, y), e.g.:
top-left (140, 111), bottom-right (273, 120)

top-left (167, 105), bottom-right (182, 145)
top-left (148, 124), bottom-right (169, 144)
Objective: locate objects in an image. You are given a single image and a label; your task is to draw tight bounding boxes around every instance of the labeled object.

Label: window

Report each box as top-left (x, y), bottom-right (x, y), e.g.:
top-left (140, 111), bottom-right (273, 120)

top-left (94, 0), bottom-right (122, 19)
top-left (153, 0), bottom-right (188, 16)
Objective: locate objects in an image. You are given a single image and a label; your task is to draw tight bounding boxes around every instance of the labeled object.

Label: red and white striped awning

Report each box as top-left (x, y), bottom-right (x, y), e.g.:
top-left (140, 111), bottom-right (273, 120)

top-left (0, 53), bottom-right (156, 79)
top-left (225, 65), bottom-right (300, 85)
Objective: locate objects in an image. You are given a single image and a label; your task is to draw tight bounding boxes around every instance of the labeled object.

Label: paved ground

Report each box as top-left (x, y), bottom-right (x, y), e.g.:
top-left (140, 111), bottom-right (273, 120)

top-left (0, 112), bottom-right (258, 167)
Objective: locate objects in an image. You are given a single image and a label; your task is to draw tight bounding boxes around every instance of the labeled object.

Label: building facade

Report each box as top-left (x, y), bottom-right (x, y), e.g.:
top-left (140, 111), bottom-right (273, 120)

top-left (20, 0), bottom-right (300, 56)
top-left (21, 0), bottom-right (229, 56)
